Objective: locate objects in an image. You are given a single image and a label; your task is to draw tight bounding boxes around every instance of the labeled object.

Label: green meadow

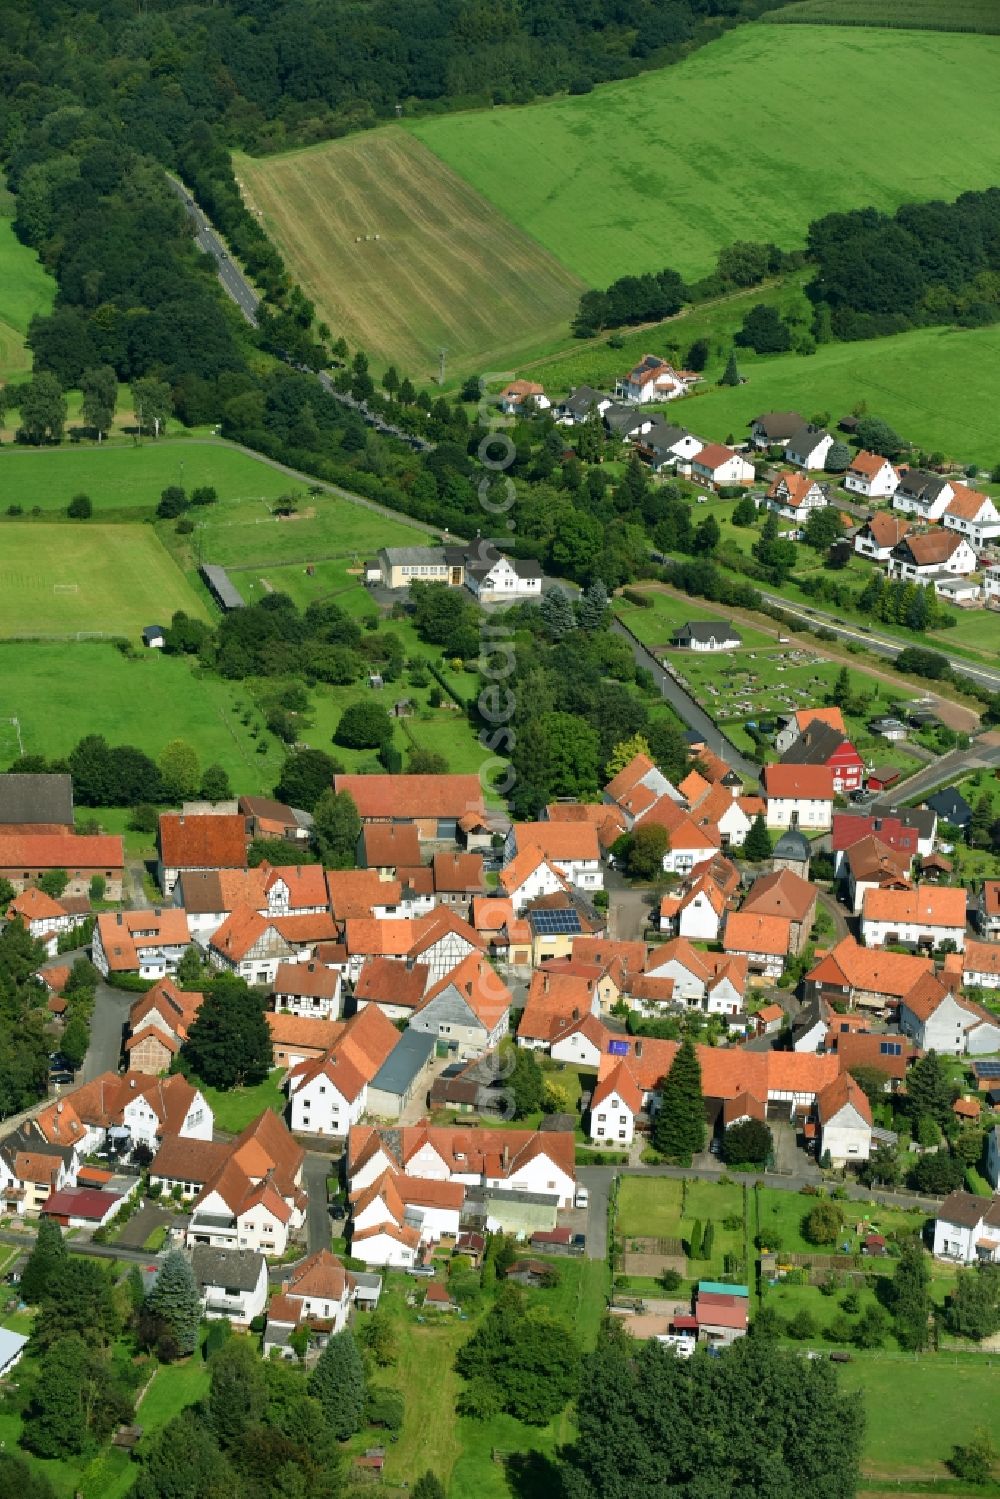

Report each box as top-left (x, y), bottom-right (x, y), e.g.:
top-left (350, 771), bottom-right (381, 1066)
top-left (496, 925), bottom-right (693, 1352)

top-left (0, 203), bottom-right (55, 380)
top-left (768, 0), bottom-right (1000, 31)
top-left (411, 26), bottom-right (1000, 287)
top-left (0, 439), bottom-right (302, 514)
top-left (0, 642), bottom-right (281, 791)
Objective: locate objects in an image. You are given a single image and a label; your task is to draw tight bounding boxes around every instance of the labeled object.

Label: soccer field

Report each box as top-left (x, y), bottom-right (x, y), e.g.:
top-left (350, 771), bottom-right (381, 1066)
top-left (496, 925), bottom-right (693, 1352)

top-left (411, 26), bottom-right (1000, 287)
top-left (235, 129), bottom-right (584, 380)
top-left (0, 524), bottom-right (209, 637)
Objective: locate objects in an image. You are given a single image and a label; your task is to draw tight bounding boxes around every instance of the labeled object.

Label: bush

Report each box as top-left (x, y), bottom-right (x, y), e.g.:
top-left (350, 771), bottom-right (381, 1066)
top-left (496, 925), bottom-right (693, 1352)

top-left (67, 492), bottom-right (92, 519)
top-left (621, 587), bottom-right (653, 608)
top-left (802, 1202), bottom-right (843, 1246)
top-left (364, 1387), bottom-right (405, 1432)
top-left (786, 1307), bottom-right (817, 1341)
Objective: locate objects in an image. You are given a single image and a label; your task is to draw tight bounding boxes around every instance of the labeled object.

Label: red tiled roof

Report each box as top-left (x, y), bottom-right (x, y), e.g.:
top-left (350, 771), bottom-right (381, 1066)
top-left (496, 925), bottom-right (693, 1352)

top-left (807, 937), bottom-right (933, 999)
top-left (694, 443), bottom-right (741, 471)
top-left (274, 960), bottom-right (339, 1000)
top-left (0, 832), bottom-right (123, 870)
top-left (862, 884), bottom-right (966, 927)
top-left (764, 764), bottom-right (835, 800)
top-left (849, 451), bottom-right (893, 479)
top-left (158, 813), bottom-right (246, 870)
top-left (417, 951), bottom-right (511, 1030)
top-left (354, 956), bottom-right (429, 1010)
top-left (742, 869), bottom-right (817, 923)
top-left (817, 1072), bottom-right (873, 1127)
top-left (334, 774), bottom-right (485, 822)
top-left (432, 851), bottom-right (485, 893)
top-left (361, 823), bottom-right (421, 868)
top-left (510, 822), bottom-right (600, 864)
top-left (327, 870), bottom-right (402, 919)
top-left (96, 908), bottom-right (191, 971)
top-left (267, 1013), bottom-right (343, 1053)
top-left (723, 911), bottom-right (791, 958)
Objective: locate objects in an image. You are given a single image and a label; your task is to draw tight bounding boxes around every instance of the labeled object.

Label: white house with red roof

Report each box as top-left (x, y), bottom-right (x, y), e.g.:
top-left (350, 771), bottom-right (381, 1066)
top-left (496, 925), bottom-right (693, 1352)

top-left (844, 451), bottom-right (899, 500)
top-left (6, 888), bottom-right (80, 952)
top-left (860, 884), bottom-right (967, 952)
top-left (286, 1005), bottom-right (402, 1138)
top-left (503, 822), bottom-right (603, 894)
top-left (263, 1248), bottom-right (377, 1354)
top-left (659, 875), bottom-right (727, 941)
top-left (941, 484), bottom-right (1000, 548)
top-left (853, 512), bottom-right (912, 563)
top-left (351, 1172), bottom-right (464, 1261)
top-left (763, 764), bottom-right (835, 830)
top-left (184, 1110), bottom-right (306, 1255)
top-left (690, 444), bottom-right (755, 488)
top-left (817, 1074), bottom-right (872, 1166)
top-left (273, 960), bottom-right (342, 1020)
top-left (550, 1012), bottom-right (613, 1071)
top-left (499, 845), bottom-right (570, 914)
top-left (899, 977), bottom-right (1000, 1056)
top-left (616, 354), bottom-right (698, 404)
top-left (408, 952), bottom-right (511, 1059)
top-left (765, 472), bottom-right (827, 521)
top-left (347, 1123), bottom-right (575, 1207)
top-left (498, 380), bottom-right (550, 414)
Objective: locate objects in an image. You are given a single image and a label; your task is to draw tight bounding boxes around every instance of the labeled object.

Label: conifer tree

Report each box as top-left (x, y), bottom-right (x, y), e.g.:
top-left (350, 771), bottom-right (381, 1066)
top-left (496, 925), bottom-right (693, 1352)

top-left (144, 1250), bottom-right (202, 1357)
top-left (540, 585), bottom-right (576, 639)
top-left (20, 1218), bottom-right (68, 1304)
top-left (719, 349), bottom-right (741, 387)
top-left (653, 1037), bottom-right (706, 1159)
top-left (744, 814), bottom-right (772, 862)
top-left (308, 1327), bottom-right (366, 1438)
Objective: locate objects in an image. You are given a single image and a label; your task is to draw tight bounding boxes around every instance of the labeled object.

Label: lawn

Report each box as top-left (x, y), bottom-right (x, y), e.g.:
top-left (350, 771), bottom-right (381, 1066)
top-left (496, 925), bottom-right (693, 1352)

top-left (133, 1345), bottom-right (211, 1433)
top-left (0, 523), bottom-right (209, 637)
top-left (839, 1357), bottom-right (1000, 1477)
top-left (767, 0), bottom-right (1000, 31)
top-left (0, 642), bottom-right (281, 792)
top-left (0, 200), bottom-right (55, 380)
top-left (0, 438), bottom-right (310, 516)
top-left (411, 27), bottom-right (1000, 289)
top-left (617, 1176), bottom-right (684, 1238)
top-left (163, 485), bottom-right (432, 572)
top-left (235, 129), bottom-right (584, 382)
top-left (614, 587), bottom-right (775, 653)
top-left (197, 1069), bottom-right (287, 1134)
top-left (663, 319), bottom-right (1000, 469)
top-left (753, 1186), bottom-right (929, 1257)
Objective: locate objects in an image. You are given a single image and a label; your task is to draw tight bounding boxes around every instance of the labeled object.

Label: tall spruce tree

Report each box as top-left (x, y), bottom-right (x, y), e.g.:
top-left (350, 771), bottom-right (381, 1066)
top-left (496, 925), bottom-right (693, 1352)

top-left (744, 814), bottom-right (772, 862)
top-left (144, 1250), bottom-right (202, 1357)
top-left (540, 585), bottom-right (576, 639)
top-left (719, 349), bottom-right (742, 387)
top-left (308, 1327), bottom-right (366, 1438)
top-left (890, 1237), bottom-right (932, 1351)
top-left (20, 1217), bottom-right (68, 1304)
top-left (653, 1037), bottom-right (706, 1159)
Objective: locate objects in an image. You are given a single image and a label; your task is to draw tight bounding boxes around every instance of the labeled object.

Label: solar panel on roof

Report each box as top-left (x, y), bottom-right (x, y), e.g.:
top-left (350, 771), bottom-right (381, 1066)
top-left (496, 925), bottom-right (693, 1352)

top-left (529, 909), bottom-right (583, 935)
top-left (972, 1060), bottom-right (1000, 1079)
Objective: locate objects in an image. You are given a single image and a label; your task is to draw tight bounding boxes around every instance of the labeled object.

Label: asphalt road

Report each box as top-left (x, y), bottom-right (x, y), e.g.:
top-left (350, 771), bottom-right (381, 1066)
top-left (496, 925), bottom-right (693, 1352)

top-left (888, 740), bottom-right (1000, 802)
top-left (165, 175), bottom-right (260, 326)
top-left (754, 587), bottom-right (1000, 695)
top-left (80, 978), bottom-right (132, 1083)
top-left (576, 1166), bottom-right (611, 1262)
top-left (611, 617), bottom-right (759, 778)
top-left (302, 1151), bottom-right (334, 1254)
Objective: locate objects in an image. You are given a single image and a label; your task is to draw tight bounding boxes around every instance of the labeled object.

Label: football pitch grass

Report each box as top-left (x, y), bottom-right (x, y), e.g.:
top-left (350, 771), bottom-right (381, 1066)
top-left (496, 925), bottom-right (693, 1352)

top-left (0, 642), bottom-right (281, 791)
top-left (411, 26), bottom-right (1000, 287)
top-left (0, 524), bottom-right (210, 637)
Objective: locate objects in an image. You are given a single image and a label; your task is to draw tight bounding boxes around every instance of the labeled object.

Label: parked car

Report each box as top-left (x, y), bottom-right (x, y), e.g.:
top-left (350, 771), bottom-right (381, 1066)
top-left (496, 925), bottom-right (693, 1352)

top-left (574, 1186), bottom-right (589, 1209)
top-left (406, 1265), bottom-right (435, 1278)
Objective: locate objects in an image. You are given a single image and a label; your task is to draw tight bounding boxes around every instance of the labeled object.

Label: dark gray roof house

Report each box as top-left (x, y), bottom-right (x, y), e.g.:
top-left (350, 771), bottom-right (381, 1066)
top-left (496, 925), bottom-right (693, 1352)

top-left (894, 469), bottom-right (950, 507)
top-left (142, 624), bottom-right (166, 647)
top-left (749, 411), bottom-right (804, 444)
top-left (602, 404), bottom-right (652, 438)
top-left (0, 772), bottom-right (74, 829)
top-left (672, 620), bottom-right (742, 649)
top-left (923, 787), bottom-right (972, 828)
top-left (191, 1245), bottom-right (266, 1294)
top-left (559, 385), bottom-right (610, 421)
top-left (780, 720), bottom-right (847, 767)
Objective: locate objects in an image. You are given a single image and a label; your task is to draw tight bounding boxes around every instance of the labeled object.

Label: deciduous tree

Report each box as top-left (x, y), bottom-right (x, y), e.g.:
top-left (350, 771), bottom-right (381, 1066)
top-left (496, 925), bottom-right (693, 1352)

top-left (80, 364), bottom-right (117, 439)
top-left (311, 788), bottom-right (360, 868)
top-left (181, 973), bottom-right (272, 1089)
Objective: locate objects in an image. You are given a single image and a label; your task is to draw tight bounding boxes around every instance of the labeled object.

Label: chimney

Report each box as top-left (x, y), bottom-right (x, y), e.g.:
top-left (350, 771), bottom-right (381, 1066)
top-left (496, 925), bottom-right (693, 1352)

top-left (543, 974), bottom-right (550, 994)
top-left (465, 982), bottom-right (473, 997)
top-left (57, 1101), bottom-right (63, 1114)
top-left (502, 1143), bottom-right (509, 1170)
top-left (154, 907), bottom-right (161, 917)
top-left (635, 1040), bottom-right (643, 1058)
top-left (116, 911), bottom-right (123, 926)
top-left (572, 1007), bottom-right (579, 1021)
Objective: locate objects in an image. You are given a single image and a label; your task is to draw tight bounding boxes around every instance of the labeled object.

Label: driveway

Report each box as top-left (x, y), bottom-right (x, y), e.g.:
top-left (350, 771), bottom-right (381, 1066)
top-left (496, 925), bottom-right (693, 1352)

top-left (80, 979), bottom-right (133, 1083)
top-left (576, 1165), bottom-right (614, 1261)
top-left (609, 885), bottom-right (655, 941)
top-left (302, 1151), bottom-right (334, 1254)
top-left (115, 1202), bottom-right (173, 1251)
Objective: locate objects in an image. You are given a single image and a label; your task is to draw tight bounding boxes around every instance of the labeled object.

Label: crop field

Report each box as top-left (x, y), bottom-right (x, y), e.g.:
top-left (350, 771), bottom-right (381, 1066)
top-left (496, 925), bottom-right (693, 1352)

top-left (0, 523), bottom-right (209, 637)
top-left (0, 208), bottom-right (55, 380)
top-left (768, 0), bottom-right (1000, 32)
top-left (412, 27), bottom-right (1000, 288)
top-left (0, 439), bottom-right (301, 514)
top-left (235, 130), bottom-right (584, 381)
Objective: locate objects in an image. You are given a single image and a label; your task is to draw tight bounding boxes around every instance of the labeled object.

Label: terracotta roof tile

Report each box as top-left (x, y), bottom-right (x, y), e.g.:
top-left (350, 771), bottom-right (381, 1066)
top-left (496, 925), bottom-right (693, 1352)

top-left (334, 774), bottom-right (485, 822)
top-left (862, 884), bottom-right (966, 927)
top-left (354, 956), bottom-right (429, 1010)
top-left (158, 813), bottom-right (246, 870)
top-left (764, 764), bottom-right (835, 800)
top-left (362, 822), bottom-right (422, 868)
top-left (723, 911), bottom-right (792, 957)
top-left (0, 832), bottom-right (123, 870)
top-left (510, 822), bottom-right (600, 864)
